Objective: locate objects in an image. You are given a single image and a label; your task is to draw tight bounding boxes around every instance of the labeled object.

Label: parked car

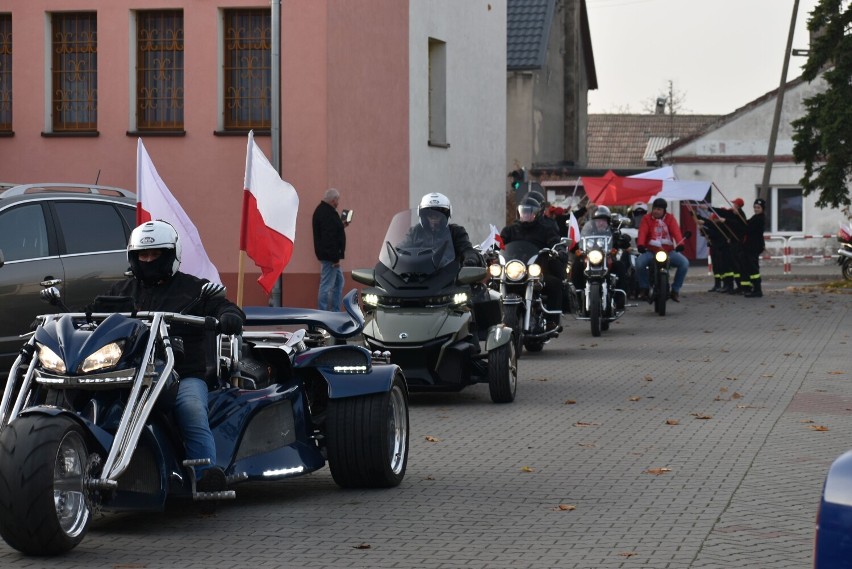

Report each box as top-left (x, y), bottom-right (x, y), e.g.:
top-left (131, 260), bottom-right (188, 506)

top-left (0, 184), bottom-right (137, 380)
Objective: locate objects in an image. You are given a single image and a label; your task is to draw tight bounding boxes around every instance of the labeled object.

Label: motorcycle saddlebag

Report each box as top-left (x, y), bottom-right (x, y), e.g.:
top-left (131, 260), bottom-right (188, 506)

top-left (472, 288), bottom-right (504, 330)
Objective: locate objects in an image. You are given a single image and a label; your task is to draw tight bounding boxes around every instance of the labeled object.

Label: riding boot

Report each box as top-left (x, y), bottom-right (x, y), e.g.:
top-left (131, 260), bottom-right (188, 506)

top-left (744, 278), bottom-right (763, 298)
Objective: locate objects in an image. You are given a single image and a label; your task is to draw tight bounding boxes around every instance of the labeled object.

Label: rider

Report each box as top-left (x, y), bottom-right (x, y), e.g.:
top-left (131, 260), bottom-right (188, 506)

top-left (636, 198), bottom-right (689, 302)
top-left (106, 220), bottom-right (245, 494)
top-left (401, 192), bottom-right (484, 267)
top-left (571, 206), bottom-right (630, 308)
top-left (500, 196), bottom-right (567, 330)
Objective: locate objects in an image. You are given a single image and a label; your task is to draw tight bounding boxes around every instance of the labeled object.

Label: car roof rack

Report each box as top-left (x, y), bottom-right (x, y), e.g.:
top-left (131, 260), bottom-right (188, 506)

top-left (0, 183), bottom-right (136, 199)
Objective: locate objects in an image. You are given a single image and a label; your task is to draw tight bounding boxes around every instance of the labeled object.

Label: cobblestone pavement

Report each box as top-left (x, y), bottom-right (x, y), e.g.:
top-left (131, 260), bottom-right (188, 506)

top-left (0, 271), bottom-right (848, 568)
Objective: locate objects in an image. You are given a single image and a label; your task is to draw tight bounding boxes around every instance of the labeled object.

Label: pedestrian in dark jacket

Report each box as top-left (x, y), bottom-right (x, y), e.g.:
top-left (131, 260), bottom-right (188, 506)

top-left (743, 198), bottom-right (767, 298)
top-left (312, 188), bottom-right (348, 311)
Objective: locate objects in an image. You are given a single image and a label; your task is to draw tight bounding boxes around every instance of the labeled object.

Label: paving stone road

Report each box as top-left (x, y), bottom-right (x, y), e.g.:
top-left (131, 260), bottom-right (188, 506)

top-left (0, 267), bottom-right (848, 569)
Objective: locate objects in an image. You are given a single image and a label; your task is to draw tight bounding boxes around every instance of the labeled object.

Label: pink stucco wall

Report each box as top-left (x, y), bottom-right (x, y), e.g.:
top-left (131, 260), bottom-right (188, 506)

top-left (0, 1), bottom-right (409, 308)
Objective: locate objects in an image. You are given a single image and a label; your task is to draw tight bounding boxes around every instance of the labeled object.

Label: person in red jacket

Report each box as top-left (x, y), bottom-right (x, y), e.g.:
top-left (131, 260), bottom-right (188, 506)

top-left (635, 198), bottom-right (690, 302)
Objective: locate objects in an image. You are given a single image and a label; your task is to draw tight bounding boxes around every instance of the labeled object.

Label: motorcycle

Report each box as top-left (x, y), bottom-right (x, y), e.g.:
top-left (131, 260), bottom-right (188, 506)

top-left (0, 285), bottom-right (408, 555)
top-left (567, 220), bottom-right (630, 336)
top-left (352, 208), bottom-right (517, 403)
top-left (485, 239), bottom-right (569, 354)
top-left (838, 222), bottom-right (852, 281)
top-left (640, 230), bottom-right (692, 317)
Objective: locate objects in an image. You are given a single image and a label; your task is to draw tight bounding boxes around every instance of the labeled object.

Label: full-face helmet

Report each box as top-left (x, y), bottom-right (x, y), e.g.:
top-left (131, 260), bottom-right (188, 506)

top-left (418, 192), bottom-right (452, 232)
top-left (127, 220), bottom-right (182, 284)
top-left (517, 197), bottom-right (541, 224)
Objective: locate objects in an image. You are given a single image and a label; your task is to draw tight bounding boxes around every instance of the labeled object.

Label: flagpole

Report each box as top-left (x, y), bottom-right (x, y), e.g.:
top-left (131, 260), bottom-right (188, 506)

top-left (236, 250), bottom-right (247, 308)
top-left (268, 0), bottom-right (283, 307)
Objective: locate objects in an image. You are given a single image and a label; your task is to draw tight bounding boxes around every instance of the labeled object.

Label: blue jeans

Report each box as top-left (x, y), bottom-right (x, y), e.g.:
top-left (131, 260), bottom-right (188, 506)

top-left (318, 260), bottom-right (344, 311)
top-left (636, 250), bottom-right (689, 293)
top-left (173, 377), bottom-right (216, 475)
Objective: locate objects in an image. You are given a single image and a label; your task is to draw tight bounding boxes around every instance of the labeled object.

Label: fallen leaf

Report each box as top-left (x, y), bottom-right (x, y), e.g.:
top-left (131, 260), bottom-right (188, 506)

top-left (424, 476), bottom-right (435, 480)
top-left (564, 399), bottom-right (577, 405)
top-left (731, 392), bottom-right (743, 400)
top-left (574, 421), bottom-right (600, 427)
top-left (555, 504), bottom-right (576, 511)
top-left (643, 374), bottom-right (654, 381)
top-left (618, 552), bottom-right (638, 558)
top-left (644, 467), bottom-right (671, 475)
top-left (808, 425), bottom-right (830, 432)
top-left (719, 387), bottom-right (728, 393)
top-left (521, 466), bottom-right (535, 472)
top-left (353, 543), bottom-right (372, 549)
top-left (425, 435), bottom-right (441, 442)
top-left (692, 413), bottom-right (712, 420)
top-left (725, 376), bottom-right (738, 381)
top-left (578, 442), bottom-right (596, 448)
top-left (828, 370), bottom-right (846, 375)
top-left (665, 419), bottom-right (679, 425)
top-left (629, 396), bottom-right (641, 402)
top-left (800, 419), bottom-right (815, 424)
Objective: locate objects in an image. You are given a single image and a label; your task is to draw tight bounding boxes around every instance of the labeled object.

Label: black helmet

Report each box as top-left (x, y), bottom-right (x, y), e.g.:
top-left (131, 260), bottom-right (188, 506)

top-left (652, 198), bottom-right (668, 210)
top-left (517, 197), bottom-right (541, 224)
top-left (592, 205), bottom-right (612, 220)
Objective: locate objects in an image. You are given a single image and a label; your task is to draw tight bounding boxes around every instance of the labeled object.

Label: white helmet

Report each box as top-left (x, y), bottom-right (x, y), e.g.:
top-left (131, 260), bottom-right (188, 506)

top-left (418, 192), bottom-right (452, 231)
top-left (127, 220), bottom-right (181, 283)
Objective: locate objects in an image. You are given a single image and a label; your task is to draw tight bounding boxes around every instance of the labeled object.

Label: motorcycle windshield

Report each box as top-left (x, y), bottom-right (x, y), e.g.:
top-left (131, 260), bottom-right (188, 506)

top-left (502, 240), bottom-right (541, 263)
top-left (379, 209), bottom-right (456, 275)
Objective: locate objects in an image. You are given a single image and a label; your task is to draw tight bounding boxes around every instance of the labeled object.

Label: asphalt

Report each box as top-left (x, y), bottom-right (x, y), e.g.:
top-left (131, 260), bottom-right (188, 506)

top-left (0, 261), bottom-right (848, 569)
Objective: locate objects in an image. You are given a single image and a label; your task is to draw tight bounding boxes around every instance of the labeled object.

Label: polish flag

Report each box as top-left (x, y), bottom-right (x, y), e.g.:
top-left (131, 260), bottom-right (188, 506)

top-left (136, 139), bottom-right (222, 284)
top-left (479, 224), bottom-right (504, 251)
top-left (241, 131), bottom-right (299, 295)
top-left (567, 211), bottom-right (581, 245)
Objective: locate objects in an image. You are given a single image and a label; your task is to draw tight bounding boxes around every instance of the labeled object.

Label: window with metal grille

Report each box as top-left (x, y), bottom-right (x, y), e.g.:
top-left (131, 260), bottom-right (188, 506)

top-left (0, 14), bottom-right (11, 133)
top-left (136, 10), bottom-right (184, 131)
top-left (51, 12), bottom-right (97, 132)
top-left (223, 9), bottom-right (271, 131)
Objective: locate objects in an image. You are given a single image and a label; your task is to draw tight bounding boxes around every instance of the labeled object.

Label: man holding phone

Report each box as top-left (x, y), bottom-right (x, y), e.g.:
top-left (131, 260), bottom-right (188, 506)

top-left (312, 188), bottom-right (350, 311)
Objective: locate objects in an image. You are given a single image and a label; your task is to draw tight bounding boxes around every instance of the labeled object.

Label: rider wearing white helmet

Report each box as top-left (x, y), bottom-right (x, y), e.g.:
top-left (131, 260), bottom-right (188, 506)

top-left (107, 220), bottom-right (245, 494)
top-left (405, 192), bottom-right (483, 267)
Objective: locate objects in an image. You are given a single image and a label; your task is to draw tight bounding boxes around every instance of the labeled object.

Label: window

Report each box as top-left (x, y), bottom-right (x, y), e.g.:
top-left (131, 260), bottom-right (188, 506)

top-left (0, 205), bottom-right (49, 261)
top-left (53, 202), bottom-right (128, 254)
top-left (0, 14), bottom-right (11, 133)
top-left (136, 10), bottom-right (184, 131)
top-left (223, 9), bottom-right (271, 130)
top-left (428, 38), bottom-right (447, 147)
top-left (765, 187), bottom-right (803, 234)
top-left (51, 12), bottom-right (97, 132)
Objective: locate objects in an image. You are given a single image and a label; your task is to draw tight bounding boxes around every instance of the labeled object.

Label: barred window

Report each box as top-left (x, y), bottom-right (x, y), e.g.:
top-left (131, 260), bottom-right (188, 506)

top-left (51, 12), bottom-right (96, 132)
top-left (136, 10), bottom-right (184, 131)
top-left (224, 9), bottom-right (271, 131)
top-left (0, 14), bottom-right (11, 132)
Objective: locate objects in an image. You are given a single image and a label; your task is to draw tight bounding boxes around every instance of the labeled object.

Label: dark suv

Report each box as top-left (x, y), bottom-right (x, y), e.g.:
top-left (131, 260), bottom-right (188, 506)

top-left (0, 184), bottom-right (137, 378)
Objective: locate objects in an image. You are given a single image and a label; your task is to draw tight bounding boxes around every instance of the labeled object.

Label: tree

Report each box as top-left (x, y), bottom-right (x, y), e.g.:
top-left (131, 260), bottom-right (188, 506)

top-left (791, 0), bottom-right (852, 210)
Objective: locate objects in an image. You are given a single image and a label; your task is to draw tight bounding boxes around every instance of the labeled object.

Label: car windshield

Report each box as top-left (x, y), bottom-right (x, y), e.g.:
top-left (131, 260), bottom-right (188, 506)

top-left (378, 208), bottom-right (456, 275)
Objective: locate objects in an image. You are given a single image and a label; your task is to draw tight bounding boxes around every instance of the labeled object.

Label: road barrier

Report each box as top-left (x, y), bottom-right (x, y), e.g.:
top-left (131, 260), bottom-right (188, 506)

top-left (706, 234), bottom-right (838, 275)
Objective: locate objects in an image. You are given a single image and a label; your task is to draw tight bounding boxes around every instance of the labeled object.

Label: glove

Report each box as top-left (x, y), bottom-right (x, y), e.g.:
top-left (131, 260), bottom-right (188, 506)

top-left (463, 256), bottom-right (481, 267)
top-left (219, 312), bottom-right (244, 336)
top-left (637, 246), bottom-right (647, 254)
top-left (675, 245), bottom-right (685, 253)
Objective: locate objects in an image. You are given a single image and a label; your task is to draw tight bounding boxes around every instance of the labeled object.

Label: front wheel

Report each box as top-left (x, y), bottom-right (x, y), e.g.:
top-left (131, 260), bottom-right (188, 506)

top-left (589, 282), bottom-right (602, 337)
top-left (326, 372), bottom-right (409, 488)
top-left (654, 271), bottom-right (669, 316)
top-left (843, 258), bottom-right (852, 281)
top-left (488, 340), bottom-right (518, 403)
top-left (503, 305), bottom-right (524, 358)
top-left (0, 415), bottom-right (93, 556)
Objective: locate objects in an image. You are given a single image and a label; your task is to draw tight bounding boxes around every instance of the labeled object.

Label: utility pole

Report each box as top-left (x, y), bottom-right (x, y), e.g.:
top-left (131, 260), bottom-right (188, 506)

top-left (760, 0), bottom-right (799, 202)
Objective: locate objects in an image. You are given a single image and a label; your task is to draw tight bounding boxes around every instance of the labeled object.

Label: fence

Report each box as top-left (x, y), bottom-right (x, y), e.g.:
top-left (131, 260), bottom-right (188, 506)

top-left (707, 233), bottom-right (838, 275)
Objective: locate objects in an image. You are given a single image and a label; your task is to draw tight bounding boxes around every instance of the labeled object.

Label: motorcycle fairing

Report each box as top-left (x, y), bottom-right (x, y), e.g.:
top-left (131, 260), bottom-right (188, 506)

top-left (242, 289), bottom-right (365, 340)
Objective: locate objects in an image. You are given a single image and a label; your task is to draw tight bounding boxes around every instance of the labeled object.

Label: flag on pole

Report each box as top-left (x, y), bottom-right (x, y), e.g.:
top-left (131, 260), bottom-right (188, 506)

top-left (567, 211), bottom-right (581, 245)
top-left (479, 224), bottom-right (504, 251)
top-left (136, 139), bottom-right (222, 284)
top-left (241, 130), bottom-right (299, 295)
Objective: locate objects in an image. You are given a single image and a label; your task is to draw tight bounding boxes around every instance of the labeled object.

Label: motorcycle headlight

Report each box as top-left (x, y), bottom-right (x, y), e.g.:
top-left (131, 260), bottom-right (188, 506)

top-left (505, 260), bottom-right (527, 281)
top-left (488, 264), bottom-right (503, 278)
top-left (453, 292), bottom-right (468, 305)
top-left (79, 341), bottom-right (124, 373)
top-left (37, 344), bottom-right (66, 374)
top-left (587, 250), bottom-right (604, 265)
top-left (528, 263), bottom-right (542, 278)
top-left (655, 250), bottom-right (668, 263)
top-left (363, 293), bottom-right (379, 306)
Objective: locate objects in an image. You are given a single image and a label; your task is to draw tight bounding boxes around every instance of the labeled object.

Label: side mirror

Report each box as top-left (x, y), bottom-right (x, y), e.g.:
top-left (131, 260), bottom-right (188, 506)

top-left (351, 268), bottom-right (376, 286)
top-left (457, 266), bottom-right (487, 285)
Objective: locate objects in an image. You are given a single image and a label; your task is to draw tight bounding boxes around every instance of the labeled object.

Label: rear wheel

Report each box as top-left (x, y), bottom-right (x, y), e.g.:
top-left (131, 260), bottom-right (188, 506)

top-left (327, 372), bottom-right (409, 488)
top-left (843, 259), bottom-right (852, 281)
top-left (0, 415), bottom-right (93, 556)
top-left (655, 272), bottom-right (669, 316)
top-left (590, 282), bottom-right (602, 337)
top-left (503, 306), bottom-right (524, 358)
top-left (488, 340), bottom-right (518, 403)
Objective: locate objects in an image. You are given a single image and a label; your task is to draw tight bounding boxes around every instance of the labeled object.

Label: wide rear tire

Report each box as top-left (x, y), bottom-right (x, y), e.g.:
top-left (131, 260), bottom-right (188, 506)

top-left (590, 282), bottom-right (602, 337)
top-left (327, 372), bottom-right (409, 488)
top-left (0, 414), bottom-right (92, 556)
top-left (488, 341), bottom-right (518, 404)
top-left (843, 259), bottom-right (852, 281)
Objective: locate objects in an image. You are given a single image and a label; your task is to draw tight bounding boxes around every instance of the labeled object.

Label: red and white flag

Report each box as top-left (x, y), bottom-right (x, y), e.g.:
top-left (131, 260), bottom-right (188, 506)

top-left (567, 211), bottom-right (581, 245)
top-left (241, 131), bottom-right (299, 295)
top-left (479, 223), bottom-right (504, 251)
top-left (136, 139), bottom-right (221, 284)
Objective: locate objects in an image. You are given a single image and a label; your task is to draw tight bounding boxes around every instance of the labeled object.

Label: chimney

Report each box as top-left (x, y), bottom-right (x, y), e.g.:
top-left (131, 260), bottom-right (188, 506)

top-left (655, 97), bottom-right (667, 115)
